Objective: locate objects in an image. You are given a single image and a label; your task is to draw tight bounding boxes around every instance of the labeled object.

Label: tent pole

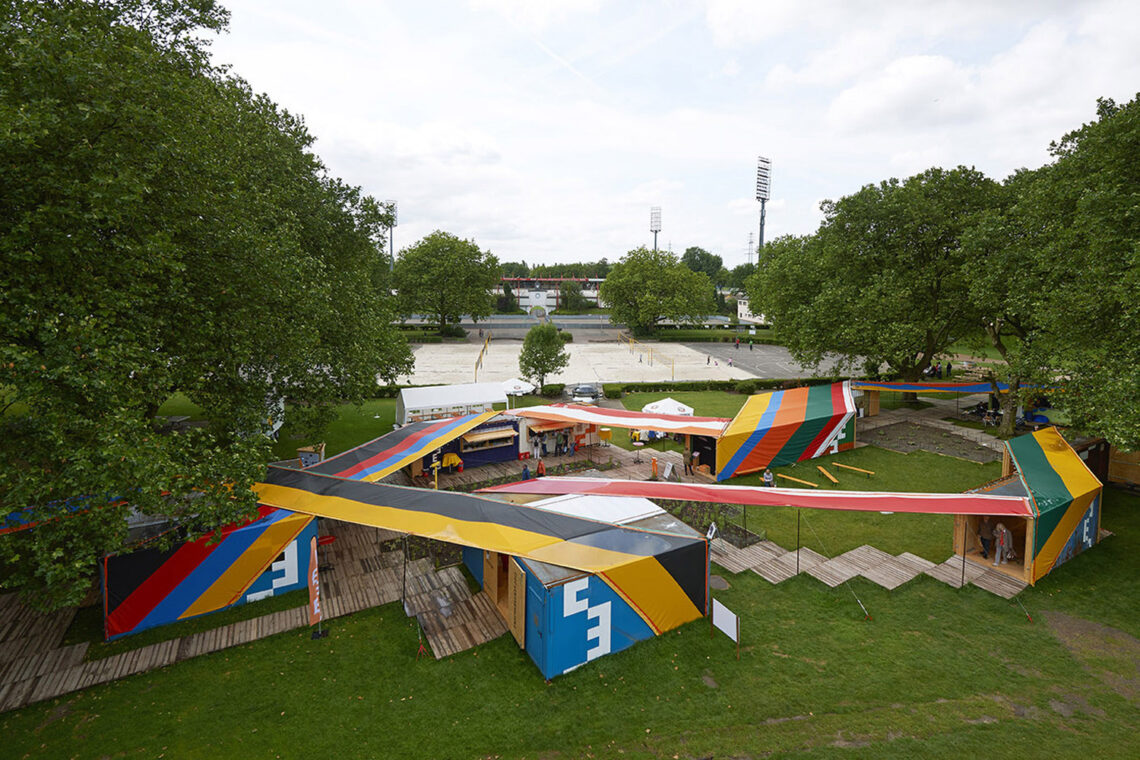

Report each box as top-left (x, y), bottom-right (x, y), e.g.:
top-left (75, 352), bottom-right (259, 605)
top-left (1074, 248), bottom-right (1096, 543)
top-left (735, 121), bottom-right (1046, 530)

top-left (401, 535), bottom-right (409, 613)
top-left (796, 509), bottom-right (801, 574)
top-left (960, 516), bottom-right (967, 587)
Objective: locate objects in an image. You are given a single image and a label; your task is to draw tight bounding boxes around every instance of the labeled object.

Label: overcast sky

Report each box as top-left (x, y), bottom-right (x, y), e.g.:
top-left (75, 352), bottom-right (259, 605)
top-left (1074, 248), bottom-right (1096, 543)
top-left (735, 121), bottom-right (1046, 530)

top-left (208, 0), bottom-right (1140, 268)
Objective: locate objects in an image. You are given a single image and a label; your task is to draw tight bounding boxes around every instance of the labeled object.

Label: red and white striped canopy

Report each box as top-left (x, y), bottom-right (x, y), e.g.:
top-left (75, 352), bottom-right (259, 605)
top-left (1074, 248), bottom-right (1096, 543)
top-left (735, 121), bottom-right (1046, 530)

top-left (508, 404), bottom-right (730, 438)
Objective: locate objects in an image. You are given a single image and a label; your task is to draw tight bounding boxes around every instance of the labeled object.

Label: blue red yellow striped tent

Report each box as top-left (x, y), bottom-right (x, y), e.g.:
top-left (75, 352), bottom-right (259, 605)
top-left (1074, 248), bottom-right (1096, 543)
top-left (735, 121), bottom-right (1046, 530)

top-left (103, 506), bottom-right (315, 639)
top-left (1006, 427), bottom-right (1102, 583)
top-left (306, 411), bottom-right (500, 481)
top-left (715, 382), bottom-right (856, 481)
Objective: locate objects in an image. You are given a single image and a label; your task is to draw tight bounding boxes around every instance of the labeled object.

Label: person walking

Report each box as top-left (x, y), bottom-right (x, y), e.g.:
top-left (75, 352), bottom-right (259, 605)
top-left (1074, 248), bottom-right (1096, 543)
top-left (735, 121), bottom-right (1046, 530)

top-left (993, 522), bottom-right (1007, 566)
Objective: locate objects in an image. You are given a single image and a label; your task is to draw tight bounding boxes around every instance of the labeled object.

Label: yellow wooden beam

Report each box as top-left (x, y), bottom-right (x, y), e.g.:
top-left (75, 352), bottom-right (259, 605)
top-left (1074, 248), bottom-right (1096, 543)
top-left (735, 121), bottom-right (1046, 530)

top-left (833, 462), bottom-right (874, 477)
top-left (776, 473), bottom-right (818, 488)
top-left (817, 465), bottom-right (838, 484)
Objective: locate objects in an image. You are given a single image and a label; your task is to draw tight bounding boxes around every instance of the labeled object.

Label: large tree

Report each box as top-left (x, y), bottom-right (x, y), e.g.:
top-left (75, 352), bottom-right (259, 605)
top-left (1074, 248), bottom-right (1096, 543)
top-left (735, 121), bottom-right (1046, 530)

top-left (0, 0), bottom-right (412, 608)
top-left (394, 231), bottom-right (499, 332)
top-left (601, 248), bottom-right (716, 335)
top-left (681, 247), bottom-right (723, 284)
top-left (518, 323), bottom-right (570, 389)
top-left (748, 167), bottom-right (1000, 379)
top-left (1007, 97), bottom-right (1140, 447)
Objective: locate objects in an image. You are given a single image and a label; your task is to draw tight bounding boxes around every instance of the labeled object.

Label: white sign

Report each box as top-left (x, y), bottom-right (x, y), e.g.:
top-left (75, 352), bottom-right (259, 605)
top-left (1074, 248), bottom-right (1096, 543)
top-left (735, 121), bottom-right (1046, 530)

top-left (712, 598), bottom-right (739, 643)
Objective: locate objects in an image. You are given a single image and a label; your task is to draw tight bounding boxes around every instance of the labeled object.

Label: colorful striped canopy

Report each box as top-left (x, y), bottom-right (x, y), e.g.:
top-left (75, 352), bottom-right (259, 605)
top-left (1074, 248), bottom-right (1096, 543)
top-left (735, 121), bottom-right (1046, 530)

top-left (509, 404), bottom-right (730, 438)
top-left (1006, 427), bottom-right (1102, 582)
top-left (104, 506), bottom-right (314, 639)
top-left (480, 477), bottom-right (1034, 517)
top-left (851, 380), bottom-right (1008, 393)
top-left (306, 411), bottom-right (500, 482)
top-left (254, 467), bottom-right (707, 633)
top-left (716, 382), bottom-right (856, 481)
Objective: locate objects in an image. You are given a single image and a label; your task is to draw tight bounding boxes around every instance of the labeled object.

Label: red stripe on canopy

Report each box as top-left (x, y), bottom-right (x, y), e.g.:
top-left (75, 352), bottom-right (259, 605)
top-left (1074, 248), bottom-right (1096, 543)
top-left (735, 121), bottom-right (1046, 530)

top-left (479, 477), bottom-right (1033, 517)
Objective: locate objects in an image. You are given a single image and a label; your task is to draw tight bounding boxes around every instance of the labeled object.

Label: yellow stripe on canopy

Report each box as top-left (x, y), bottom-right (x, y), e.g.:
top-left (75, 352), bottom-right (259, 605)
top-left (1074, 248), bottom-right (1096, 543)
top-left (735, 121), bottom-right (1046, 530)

top-left (254, 482), bottom-right (643, 575)
top-left (602, 557), bottom-right (704, 634)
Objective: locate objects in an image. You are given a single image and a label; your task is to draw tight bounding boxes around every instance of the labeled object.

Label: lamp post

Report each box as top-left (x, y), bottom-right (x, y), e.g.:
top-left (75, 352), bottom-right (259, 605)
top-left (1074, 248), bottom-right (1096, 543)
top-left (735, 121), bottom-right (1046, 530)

top-left (650, 206), bottom-right (662, 252)
top-left (385, 199), bottom-right (398, 271)
top-left (755, 156), bottom-right (771, 256)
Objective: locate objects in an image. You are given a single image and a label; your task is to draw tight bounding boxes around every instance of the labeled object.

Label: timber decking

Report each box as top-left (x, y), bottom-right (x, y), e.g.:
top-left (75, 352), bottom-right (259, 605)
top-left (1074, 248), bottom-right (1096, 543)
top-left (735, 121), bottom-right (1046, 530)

top-left (751, 548), bottom-right (827, 583)
top-left (0, 521), bottom-right (507, 713)
top-left (969, 568), bottom-right (1029, 599)
top-left (925, 557), bottom-right (990, 588)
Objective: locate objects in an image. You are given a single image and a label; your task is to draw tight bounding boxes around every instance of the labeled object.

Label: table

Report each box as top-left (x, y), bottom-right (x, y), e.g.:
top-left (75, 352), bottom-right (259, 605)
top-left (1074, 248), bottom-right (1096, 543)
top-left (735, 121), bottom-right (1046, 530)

top-left (598, 427), bottom-right (612, 446)
top-left (632, 441), bottom-right (644, 463)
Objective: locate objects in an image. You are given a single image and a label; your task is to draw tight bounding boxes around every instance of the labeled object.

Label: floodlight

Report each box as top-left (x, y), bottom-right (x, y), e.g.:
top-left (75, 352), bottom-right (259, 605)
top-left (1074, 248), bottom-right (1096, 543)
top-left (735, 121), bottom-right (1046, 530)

top-left (649, 206), bottom-right (662, 233)
top-left (756, 156), bottom-right (772, 201)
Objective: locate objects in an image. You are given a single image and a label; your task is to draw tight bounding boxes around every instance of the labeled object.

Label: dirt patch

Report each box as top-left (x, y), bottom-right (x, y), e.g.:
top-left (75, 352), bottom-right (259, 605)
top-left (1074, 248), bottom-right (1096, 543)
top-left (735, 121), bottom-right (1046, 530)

top-left (709, 574), bottom-right (731, 591)
top-left (859, 421), bottom-right (1001, 463)
top-left (1044, 610), bottom-right (1140, 705)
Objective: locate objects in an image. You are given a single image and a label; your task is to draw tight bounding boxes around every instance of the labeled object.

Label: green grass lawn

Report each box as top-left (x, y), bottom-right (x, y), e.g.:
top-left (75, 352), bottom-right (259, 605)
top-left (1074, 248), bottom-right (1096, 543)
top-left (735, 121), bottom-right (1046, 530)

top-left (6, 486), bottom-right (1138, 758)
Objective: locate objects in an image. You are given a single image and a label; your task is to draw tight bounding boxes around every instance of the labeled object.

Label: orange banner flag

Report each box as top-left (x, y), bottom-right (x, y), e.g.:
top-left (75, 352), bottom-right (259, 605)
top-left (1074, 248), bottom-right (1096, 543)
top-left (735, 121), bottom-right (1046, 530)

top-left (307, 535), bottom-right (322, 626)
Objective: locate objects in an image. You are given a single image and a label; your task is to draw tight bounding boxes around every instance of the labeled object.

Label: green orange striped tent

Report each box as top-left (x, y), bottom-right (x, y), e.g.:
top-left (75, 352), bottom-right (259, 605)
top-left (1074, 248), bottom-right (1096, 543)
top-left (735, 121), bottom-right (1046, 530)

top-left (1006, 427), bottom-right (1103, 583)
top-left (715, 382), bottom-right (856, 481)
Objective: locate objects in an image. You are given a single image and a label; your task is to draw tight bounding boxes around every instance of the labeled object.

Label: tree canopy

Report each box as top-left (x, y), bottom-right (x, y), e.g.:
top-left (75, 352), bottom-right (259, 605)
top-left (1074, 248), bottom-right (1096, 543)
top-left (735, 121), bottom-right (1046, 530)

top-left (601, 248), bottom-right (716, 335)
top-left (394, 231), bottom-right (499, 332)
top-left (0, 0), bottom-right (412, 608)
top-left (681, 247), bottom-right (723, 284)
top-left (518, 323), bottom-right (570, 389)
top-left (747, 167), bottom-right (1000, 380)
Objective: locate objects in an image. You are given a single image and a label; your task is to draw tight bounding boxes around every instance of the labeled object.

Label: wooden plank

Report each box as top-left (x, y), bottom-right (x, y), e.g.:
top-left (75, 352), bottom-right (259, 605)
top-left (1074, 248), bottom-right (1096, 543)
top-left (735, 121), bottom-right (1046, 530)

top-left (833, 462), bottom-right (874, 476)
top-left (816, 465), bottom-right (839, 484)
top-left (777, 473), bottom-right (818, 488)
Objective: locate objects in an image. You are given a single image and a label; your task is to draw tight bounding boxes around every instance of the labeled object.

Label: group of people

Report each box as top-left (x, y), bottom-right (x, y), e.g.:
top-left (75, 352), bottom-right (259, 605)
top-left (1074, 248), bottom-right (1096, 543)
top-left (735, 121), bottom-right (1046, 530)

top-left (528, 431), bottom-right (573, 460)
top-left (978, 516), bottom-right (1016, 566)
top-left (922, 360), bottom-right (953, 378)
top-left (733, 337), bottom-right (753, 351)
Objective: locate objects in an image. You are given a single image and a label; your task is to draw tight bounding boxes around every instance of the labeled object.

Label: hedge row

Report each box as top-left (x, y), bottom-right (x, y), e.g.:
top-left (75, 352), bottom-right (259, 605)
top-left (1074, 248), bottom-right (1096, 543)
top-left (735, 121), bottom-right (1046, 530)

top-left (601, 377), bottom-right (848, 398)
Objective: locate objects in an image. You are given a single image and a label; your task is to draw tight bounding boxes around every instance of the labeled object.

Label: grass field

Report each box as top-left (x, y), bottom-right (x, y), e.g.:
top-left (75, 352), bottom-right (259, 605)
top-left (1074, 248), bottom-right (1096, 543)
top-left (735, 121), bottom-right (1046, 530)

top-left (6, 484), bottom-right (1137, 758)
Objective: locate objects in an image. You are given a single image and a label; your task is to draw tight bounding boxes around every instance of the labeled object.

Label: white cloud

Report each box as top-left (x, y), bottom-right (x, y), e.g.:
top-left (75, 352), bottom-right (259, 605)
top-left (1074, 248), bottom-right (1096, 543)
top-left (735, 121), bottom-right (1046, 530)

top-left (205, 0), bottom-right (1140, 267)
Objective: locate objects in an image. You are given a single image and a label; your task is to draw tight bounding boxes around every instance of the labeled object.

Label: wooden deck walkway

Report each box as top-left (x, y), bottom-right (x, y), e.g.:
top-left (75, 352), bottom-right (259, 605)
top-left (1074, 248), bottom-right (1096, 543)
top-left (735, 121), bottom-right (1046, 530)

top-left (0, 521), bottom-right (511, 714)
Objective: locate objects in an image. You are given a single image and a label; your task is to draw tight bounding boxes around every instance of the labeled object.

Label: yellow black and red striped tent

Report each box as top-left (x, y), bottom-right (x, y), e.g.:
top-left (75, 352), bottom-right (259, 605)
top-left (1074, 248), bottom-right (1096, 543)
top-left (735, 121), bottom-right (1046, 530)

top-left (254, 466), bottom-right (707, 634)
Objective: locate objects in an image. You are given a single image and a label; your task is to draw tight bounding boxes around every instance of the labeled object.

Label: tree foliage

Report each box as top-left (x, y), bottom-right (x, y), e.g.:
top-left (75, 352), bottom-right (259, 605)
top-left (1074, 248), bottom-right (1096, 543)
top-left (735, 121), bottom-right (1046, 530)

top-left (518, 323), bottom-right (570, 389)
top-left (557, 280), bottom-right (591, 313)
top-left (601, 248), bottom-right (716, 335)
top-left (1014, 96), bottom-right (1140, 447)
top-left (0, 0), bottom-right (412, 608)
top-left (394, 231), bottom-right (499, 332)
top-left (681, 247), bottom-right (723, 284)
top-left (748, 167), bottom-right (1000, 379)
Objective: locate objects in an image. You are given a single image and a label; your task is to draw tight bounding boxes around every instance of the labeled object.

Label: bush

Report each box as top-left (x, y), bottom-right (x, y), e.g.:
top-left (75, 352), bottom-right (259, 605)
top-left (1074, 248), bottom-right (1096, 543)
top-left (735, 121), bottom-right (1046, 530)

top-left (557, 331), bottom-right (573, 343)
top-left (734, 379), bottom-right (760, 394)
top-left (603, 383), bottom-right (623, 399)
top-left (439, 323), bottom-right (467, 338)
top-left (540, 383), bottom-right (565, 398)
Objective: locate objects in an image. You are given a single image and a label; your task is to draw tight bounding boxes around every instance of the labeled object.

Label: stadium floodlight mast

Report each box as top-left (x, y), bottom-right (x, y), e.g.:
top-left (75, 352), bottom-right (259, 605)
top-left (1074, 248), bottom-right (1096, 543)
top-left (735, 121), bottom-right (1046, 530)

top-left (385, 200), bottom-right (398, 271)
top-left (755, 156), bottom-right (772, 255)
top-left (650, 206), bottom-right (662, 251)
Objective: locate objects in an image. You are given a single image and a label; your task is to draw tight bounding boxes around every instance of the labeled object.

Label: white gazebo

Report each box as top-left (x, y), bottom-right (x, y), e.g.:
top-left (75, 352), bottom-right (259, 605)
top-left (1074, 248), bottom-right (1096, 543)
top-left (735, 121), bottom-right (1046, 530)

top-left (640, 397), bottom-right (693, 416)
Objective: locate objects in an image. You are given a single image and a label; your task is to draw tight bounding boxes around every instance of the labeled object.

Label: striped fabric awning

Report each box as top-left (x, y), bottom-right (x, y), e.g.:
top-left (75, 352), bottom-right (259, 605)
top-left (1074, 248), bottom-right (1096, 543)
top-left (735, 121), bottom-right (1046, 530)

top-left (510, 404), bottom-right (730, 437)
top-left (716, 382), bottom-right (856, 481)
top-left (305, 411), bottom-right (500, 482)
top-left (851, 380), bottom-right (1009, 393)
top-left (478, 477), bottom-right (1034, 517)
top-left (1006, 426), bottom-right (1102, 581)
top-left (254, 467), bottom-right (707, 633)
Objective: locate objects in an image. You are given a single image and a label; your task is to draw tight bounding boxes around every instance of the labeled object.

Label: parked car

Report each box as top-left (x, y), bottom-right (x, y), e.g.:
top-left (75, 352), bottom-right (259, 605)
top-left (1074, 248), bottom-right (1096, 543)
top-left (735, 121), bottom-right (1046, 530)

top-left (570, 384), bottom-right (600, 405)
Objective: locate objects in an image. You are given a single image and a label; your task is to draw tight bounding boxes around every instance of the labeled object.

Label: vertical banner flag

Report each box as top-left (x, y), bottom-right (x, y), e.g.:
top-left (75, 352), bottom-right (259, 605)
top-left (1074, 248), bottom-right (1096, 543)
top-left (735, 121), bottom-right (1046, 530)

top-left (308, 535), bottom-right (322, 626)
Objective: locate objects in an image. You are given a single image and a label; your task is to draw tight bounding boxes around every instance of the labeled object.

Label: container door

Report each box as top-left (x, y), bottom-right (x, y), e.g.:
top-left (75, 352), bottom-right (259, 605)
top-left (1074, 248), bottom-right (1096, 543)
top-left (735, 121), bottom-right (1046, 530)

top-left (508, 558), bottom-right (526, 648)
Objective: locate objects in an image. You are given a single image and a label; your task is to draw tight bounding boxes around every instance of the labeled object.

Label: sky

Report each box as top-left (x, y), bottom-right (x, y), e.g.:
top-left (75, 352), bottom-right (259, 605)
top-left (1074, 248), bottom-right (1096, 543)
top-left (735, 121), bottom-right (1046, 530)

top-left (207, 0), bottom-right (1140, 268)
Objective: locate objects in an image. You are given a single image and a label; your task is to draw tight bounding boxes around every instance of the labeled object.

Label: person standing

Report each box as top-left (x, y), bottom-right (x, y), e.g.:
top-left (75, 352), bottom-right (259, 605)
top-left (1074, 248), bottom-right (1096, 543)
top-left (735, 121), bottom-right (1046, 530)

top-left (978, 517), bottom-right (994, 559)
top-left (993, 522), bottom-right (1007, 566)
top-left (749, 339), bottom-right (753, 351)
top-left (521, 463), bottom-right (531, 481)
top-left (946, 360), bottom-right (953, 378)
top-left (683, 449), bottom-right (693, 475)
